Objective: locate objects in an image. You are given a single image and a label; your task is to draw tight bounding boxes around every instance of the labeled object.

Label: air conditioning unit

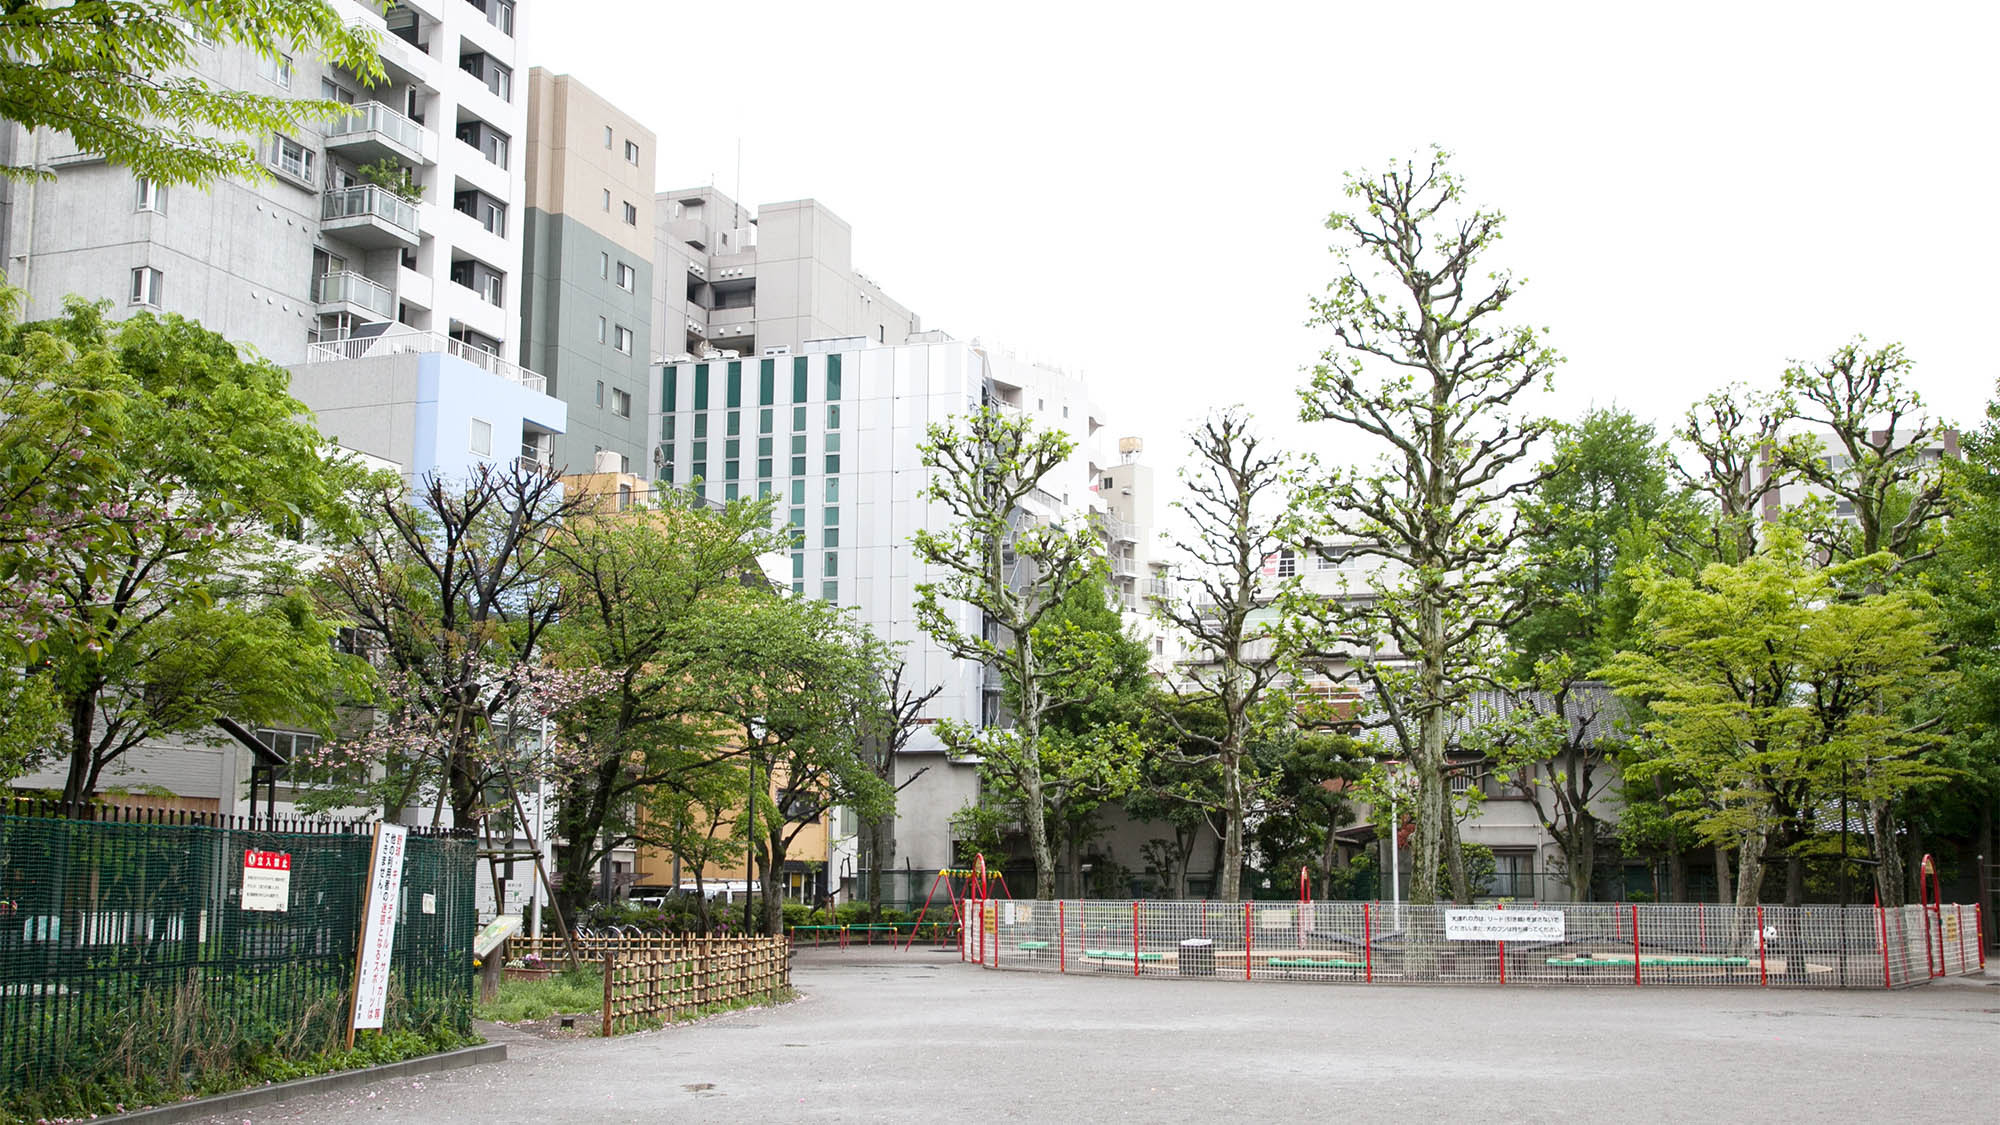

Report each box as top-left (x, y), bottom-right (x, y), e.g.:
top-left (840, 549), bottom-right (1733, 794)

top-left (718, 349), bottom-right (741, 359)
top-left (763, 345), bottom-right (792, 356)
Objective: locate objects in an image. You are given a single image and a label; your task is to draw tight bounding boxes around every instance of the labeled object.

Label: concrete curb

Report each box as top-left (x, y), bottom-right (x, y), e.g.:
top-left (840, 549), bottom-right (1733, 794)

top-left (106, 1042), bottom-right (508, 1124)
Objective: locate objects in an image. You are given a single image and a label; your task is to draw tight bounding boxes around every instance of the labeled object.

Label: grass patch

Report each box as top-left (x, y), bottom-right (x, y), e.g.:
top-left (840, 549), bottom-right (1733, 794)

top-left (478, 967), bottom-right (604, 1023)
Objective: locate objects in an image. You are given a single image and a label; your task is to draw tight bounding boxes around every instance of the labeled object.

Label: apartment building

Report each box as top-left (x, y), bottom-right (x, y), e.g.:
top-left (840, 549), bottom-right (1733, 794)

top-left (521, 69), bottom-right (655, 474)
top-left (651, 190), bottom-right (920, 363)
top-left (2, 0), bottom-right (529, 368)
top-left (652, 337), bottom-right (1109, 881)
top-left (1094, 439), bottom-right (1176, 672)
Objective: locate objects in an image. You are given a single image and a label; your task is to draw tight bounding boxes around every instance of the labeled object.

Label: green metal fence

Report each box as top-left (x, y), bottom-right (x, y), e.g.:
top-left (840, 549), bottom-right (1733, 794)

top-left (0, 800), bottom-right (474, 1100)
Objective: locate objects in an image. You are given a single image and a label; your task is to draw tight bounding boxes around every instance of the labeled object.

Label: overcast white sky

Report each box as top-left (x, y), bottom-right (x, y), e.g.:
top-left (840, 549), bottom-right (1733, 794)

top-left (530, 1), bottom-right (1998, 482)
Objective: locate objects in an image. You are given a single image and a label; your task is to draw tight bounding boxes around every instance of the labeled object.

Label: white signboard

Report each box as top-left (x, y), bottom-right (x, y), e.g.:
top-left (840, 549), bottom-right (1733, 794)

top-left (351, 824), bottom-right (409, 1031)
top-left (240, 849), bottom-right (293, 912)
top-left (1444, 909), bottom-right (1565, 942)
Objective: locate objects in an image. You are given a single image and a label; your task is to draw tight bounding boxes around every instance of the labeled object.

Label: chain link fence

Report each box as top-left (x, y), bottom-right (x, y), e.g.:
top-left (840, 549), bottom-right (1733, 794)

top-left (0, 801), bottom-right (474, 1099)
top-left (960, 899), bottom-right (1986, 989)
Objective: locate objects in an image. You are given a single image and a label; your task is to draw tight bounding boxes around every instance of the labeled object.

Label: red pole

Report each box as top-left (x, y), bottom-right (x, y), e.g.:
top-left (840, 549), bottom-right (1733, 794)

top-left (1059, 901), bottom-right (1066, 974)
top-left (1631, 903), bottom-right (1642, 987)
top-left (1362, 902), bottom-right (1373, 983)
top-left (1756, 905), bottom-right (1767, 987)
top-left (1243, 901), bottom-right (1253, 981)
top-left (1979, 903), bottom-right (1988, 970)
top-left (1132, 901), bottom-right (1140, 978)
top-left (1497, 900), bottom-right (1506, 987)
top-left (1876, 896), bottom-right (1892, 989)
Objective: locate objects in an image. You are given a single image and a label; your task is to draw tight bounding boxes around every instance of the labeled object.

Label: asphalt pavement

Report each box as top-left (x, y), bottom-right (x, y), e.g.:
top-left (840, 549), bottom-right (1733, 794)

top-left (189, 945), bottom-right (2000, 1124)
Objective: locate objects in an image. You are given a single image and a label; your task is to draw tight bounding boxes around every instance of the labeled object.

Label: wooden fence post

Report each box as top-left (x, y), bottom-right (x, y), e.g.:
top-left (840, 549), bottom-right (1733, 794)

top-left (601, 947), bottom-right (617, 1038)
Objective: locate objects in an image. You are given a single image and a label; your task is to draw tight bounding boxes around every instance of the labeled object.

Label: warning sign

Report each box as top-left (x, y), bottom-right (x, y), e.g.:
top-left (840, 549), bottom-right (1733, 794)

top-left (241, 849), bottom-right (292, 912)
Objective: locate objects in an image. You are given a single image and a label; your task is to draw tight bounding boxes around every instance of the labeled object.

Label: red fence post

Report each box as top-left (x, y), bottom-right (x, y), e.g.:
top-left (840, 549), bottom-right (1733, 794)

top-left (1756, 905), bottom-right (1767, 987)
top-left (1876, 898), bottom-right (1892, 989)
top-left (1497, 900), bottom-right (1506, 987)
top-left (1631, 903), bottom-right (1643, 987)
top-left (1362, 902), bottom-right (1373, 984)
top-left (1979, 903), bottom-right (1988, 970)
top-left (1059, 901), bottom-right (1066, 974)
top-left (1132, 901), bottom-right (1141, 978)
top-left (1243, 902), bottom-right (1253, 981)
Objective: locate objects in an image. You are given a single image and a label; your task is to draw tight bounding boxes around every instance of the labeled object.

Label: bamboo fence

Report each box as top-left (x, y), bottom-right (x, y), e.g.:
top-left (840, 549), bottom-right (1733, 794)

top-left (598, 936), bottom-right (791, 1035)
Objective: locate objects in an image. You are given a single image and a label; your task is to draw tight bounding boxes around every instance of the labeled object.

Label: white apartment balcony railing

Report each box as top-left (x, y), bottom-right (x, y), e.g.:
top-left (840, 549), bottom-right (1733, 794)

top-left (1110, 555), bottom-right (1140, 578)
top-left (305, 328), bottom-right (546, 394)
top-left (323, 100), bottom-right (434, 165)
top-left (312, 270), bottom-right (394, 319)
top-left (321, 184), bottom-right (420, 248)
top-left (1099, 515), bottom-right (1138, 543)
top-left (1145, 578), bottom-right (1174, 600)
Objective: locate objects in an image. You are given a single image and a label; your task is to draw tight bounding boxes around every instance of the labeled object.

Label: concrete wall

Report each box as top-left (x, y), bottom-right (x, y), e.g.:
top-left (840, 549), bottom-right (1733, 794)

top-left (289, 350), bottom-right (567, 480)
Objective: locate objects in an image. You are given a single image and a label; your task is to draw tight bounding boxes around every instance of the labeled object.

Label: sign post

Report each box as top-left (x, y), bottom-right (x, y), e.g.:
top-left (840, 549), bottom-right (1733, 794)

top-left (347, 823), bottom-right (409, 1049)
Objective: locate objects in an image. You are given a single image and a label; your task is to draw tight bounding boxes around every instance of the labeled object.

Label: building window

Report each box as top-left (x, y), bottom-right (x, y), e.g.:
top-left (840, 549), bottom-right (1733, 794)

top-left (1317, 548), bottom-right (1344, 570)
top-left (624, 140), bottom-right (640, 165)
top-left (596, 316), bottom-right (607, 344)
top-left (824, 528), bottom-right (838, 548)
top-left (759, 408), bottom-right (773, 434)
top-left (455, 119), bottom-right (509, 169)
top-left (461, 52), bottom-right (511, 101)
top-left (453, 189), bottom-right (507, 236)
top-left (663, 368), bottom-right (677, 411)
top-left (826, 354), bottom-right (842, 400)
top-left (1101, 476), bottom-right (1115, 490)
top-left (824, 478), bottom-right (839, 503)
top-left (469, 418), bottom-right (492, 456)
top-left (134, 176), bottom-right (165, 214)
top-left (599, 252), bottom-right (609, 279)
top-left (614, 325), bottom-right (633, 354)
top-left (726, 364), bottom-right (742, 408)
top-left (266, 134), bottom-right (315, 185)
top-left (726, 411), bottom-right (741, 436)
top-left (824, 454), bottom-right (840, 474)
top-left (792, 356), bottom-right (808, 402)
top-left (1276, 549), bottom-right (1297, 578)
top-left (791, 406), bottom-right (806, 431)
top-left (616, 262), bottom-right (635, 291)
top-left (612, 389), bottom-right (631, 418)
top-left (758, 457), bottom-right (772, 478)
top-left (759, 359), bottom-right (775, 405)
top-left (128, 266), bottom-right (164, 307)
top-left (449, 259), bottom-right (505, 306)
top-left (258, 53), bottom-right (292, 88)
top-left (602, 188), bottom-right (611, 212)
top-left (595, 380), bottom-right (604, 407)
top-left (824, 553), bottom-right (838, 577)
top-left (823, 506), bottom-right (839, 527)
top-left (622, 201), bottom-right (637, 225)
top-left (790, 480), bottom-right (805, 505)
top-left (826, 404), bottom-right (840, 430)
top-left (603, 125), bottom-right (613, 149)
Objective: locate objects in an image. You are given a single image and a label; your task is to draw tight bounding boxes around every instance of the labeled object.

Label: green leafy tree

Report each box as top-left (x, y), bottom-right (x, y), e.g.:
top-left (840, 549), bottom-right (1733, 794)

top-left (913, 405), bottom-right (1111, 899)
top-left (700, 595), bottom-right (894, 935)
top-left (1928, 387), bottom-right (2000, 924)
top-left (1155, 408), bottom-right (1296, 900)
top-left (1491, 409), bottom-right (1679, 901)
top-left (1293, 148), bottom-right (1559, 905)
top-left (0, 299), bottom-right (368, 803)
top-left (1604, 538), bottom-right (1949, 910)
top-left (0, 0), bottom-right (384, 188)
top-left (541, 491), bottom-right (787, 918)
top-left (1244, 725), bottom-right (1366, 898)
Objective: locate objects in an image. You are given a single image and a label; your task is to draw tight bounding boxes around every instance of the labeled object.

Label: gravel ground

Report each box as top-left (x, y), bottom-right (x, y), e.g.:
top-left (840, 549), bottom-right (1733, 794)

top-left (189, 946), bottom-right (2000, 1124)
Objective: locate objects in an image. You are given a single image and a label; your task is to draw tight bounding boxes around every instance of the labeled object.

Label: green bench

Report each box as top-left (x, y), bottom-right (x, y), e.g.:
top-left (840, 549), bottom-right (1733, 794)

top-left (1082, 949), bottom-right (1166, 963)
top-left (1267, 957), bottom-right (1366, 970)
top-left (1017, 941), bottom-right (1050, 951)
top-left (1545, 955), bottom-right (1750, 968)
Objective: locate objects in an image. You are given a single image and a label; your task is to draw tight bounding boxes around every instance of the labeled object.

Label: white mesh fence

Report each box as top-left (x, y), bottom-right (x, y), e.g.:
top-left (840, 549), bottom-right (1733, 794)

top-left (957, 899), bottom-right (1986, 989)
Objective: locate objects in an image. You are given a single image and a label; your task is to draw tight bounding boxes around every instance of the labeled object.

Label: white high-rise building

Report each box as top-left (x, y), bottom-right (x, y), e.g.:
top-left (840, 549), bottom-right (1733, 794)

top-left (2, 0), bottom-right (529, 368)
top-left (652, 336), bottom-right (1109, 881)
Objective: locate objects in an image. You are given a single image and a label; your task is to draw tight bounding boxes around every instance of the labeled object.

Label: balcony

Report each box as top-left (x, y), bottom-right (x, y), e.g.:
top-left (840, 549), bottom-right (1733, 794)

top-left (321, 184), bottom-right (420, 249)
top-left (1145, 578), bottom-right (1174, 601)
top-left (313, 270), bottom-right (394, 320)
top-left (708, 306), bottom-right (755, 336)
top-left (323, 101), bottom-right (434, 166)
top-left (304, 327), bottom-right (546, 394)
top-left (1099, 515), bottom-right (1138, 544)
top-left (1110, 556), bottom-right (1140, 579)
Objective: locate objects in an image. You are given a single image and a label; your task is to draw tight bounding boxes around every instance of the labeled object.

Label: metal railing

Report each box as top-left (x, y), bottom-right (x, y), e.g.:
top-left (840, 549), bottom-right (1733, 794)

top-left (0, 801), bottom-right (473, 1106)
top-left (1099, 515), bottom-right (1138, 543)
top-left (322, 183), bottom-right (420, 236)
top-left (312, 270), bottom-right (394, 318)
top-left (304, 327), bottom-right (546, 394)
top-left (325, 100), bottom-right (431, 158)
top-left (963, 899), bottom-right (1986, 989)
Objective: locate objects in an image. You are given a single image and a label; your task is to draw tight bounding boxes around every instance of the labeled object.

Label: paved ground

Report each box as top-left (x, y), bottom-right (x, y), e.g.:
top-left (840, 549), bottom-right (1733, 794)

top-left (196, 947), bottom-right (2000, 1123)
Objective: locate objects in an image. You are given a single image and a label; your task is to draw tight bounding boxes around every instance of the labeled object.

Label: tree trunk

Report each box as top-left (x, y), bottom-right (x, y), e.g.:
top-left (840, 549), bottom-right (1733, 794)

top-left (761, 828), bottom-right (785, 936)
top-left (865, 814), bottom-right (894, 918)
top-left (1219, 744), bottom-right (1245, 901)
top-left (61, 690), bottom-right (98, 806)
top-left (1734, 829), bottom-right (1766, 913)
top-left (1442, 812), bottom-right (1470, 904)
top-left (1714, 844), bottom-right (1733, 905)
top-left (1903, 817), bottom-right (1925, 905)
top-left (1566, 817), bottom-right (1597, 903)
top-left (1410, 595), bottom-right (1448, 906)
top-left (1666, 846), bottom-right (1688, 905)
top-left (1784, 851), bottom-right (1805, 908)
